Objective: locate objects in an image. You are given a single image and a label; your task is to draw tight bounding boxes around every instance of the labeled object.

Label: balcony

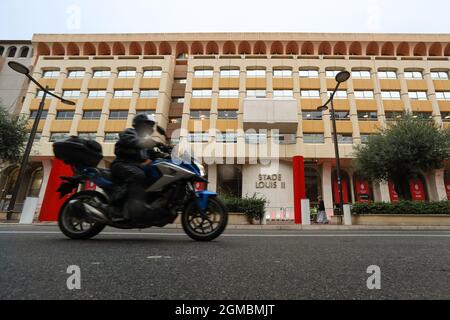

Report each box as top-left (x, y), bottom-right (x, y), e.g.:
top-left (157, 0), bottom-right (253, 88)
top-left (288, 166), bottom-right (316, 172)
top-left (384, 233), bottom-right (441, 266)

top-left (243, 98), bottom-right (298, 133)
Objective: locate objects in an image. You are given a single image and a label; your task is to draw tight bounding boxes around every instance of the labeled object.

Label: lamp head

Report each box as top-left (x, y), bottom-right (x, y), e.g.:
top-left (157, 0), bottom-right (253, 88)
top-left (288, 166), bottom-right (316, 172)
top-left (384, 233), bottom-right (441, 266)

top-left (8, 61), bottom-right (30, 75)
top-left (317, 105), bottom-right (329, 112)
top-left (335, 70), bottom-right (351, 83)
top-left (61, 99), bottom-right (76, 106)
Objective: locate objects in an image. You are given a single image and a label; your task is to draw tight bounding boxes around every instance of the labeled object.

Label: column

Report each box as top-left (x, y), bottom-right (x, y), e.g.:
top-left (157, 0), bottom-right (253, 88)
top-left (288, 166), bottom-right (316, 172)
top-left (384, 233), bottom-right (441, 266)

top-left (322, 162), bottom-right (334, 217)
top-left (319, 68), bottom-right (333, 143)
top-left (397, 68), bottom-right (412, 113)
top-left (423, 68), bottom-right (443, 127)
top-left (208, 164), bottom-right (218, 192)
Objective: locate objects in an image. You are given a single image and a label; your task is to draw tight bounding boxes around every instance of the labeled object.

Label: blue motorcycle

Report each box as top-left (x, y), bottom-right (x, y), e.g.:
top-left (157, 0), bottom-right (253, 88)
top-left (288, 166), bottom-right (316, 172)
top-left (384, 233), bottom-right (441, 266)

top-left (53, 129), bottom-right (228, 242)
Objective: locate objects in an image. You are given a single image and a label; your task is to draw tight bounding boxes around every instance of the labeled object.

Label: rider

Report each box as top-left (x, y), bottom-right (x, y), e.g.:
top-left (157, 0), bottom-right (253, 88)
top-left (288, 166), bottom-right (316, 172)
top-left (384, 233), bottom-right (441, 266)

top-left (109, 113), bottom-right (164, 221)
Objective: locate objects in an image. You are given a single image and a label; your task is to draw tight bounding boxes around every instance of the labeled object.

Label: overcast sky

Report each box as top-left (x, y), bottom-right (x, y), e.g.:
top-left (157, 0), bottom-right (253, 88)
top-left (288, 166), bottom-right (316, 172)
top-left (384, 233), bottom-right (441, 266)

top-left (1, 0), bottom-right (449, 39)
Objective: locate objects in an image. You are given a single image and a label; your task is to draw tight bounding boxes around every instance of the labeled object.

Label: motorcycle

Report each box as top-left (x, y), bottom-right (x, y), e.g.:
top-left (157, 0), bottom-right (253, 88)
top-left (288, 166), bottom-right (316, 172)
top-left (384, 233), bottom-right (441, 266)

top-left (53, 127), bottom-right (228, 242)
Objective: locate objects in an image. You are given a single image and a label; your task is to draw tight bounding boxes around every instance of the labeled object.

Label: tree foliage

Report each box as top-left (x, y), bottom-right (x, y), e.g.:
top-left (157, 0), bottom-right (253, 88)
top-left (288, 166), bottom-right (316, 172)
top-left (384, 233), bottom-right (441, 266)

top-left (353, 114), bottom-right (450, 199)
top-left (0, 106), bottom-right (29, 163)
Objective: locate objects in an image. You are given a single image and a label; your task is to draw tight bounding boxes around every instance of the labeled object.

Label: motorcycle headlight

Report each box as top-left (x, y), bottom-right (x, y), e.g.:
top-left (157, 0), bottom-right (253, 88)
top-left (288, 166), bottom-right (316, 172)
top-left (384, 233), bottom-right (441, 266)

top-left (193, 159), bottom-right (206, 177)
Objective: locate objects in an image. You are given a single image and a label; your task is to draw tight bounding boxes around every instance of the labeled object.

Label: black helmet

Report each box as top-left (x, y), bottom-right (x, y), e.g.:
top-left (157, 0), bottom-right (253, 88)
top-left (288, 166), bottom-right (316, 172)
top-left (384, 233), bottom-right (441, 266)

top-left (133, 113), bottom-right (156, 128)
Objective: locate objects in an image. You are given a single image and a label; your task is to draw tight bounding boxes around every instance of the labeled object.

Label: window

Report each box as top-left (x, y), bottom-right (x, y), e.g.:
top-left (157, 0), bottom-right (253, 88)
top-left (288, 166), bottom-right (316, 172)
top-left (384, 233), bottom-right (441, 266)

top-left (336, 134), bottom-right (353, 144)
top-left (404, 71), bottom-right (423, 80)
top-left (194, 69), bottom-right (214, 77)
top-left (273, 69), bottom-right (292, 77)
top-left (188, 133), bottom-right (209, 143)
top-left (82, 110), bottom-right (101, 119)
top-left (246, 90), bottom-right (266, 98)
top-left (140, 90), bottom-right (159, 98)
top-left (358, 111), bottom-right (378, 120)
top-left (412, 112), bottom-right (432, 119)
top-left (175, 78), bottom-right (187, 84)
top-left (114, 90), bottom-right (133, 98)
top-left (354, 91), bottom-right (374, 99)
top-left (299, 70), bottom-right (319, 78)
top-left (217, 133), bottom-right (237, 143)
top-left (143, 69), bottom-right (162, 78)
top-left (441, 112), bottom-right (450, 121)
top-left (408, 91), bottom-right (428, 100)
top-left (247, 69), bottom-right (266, 77)
top-left (360, 134), bottom-right (373, 144)
top-left (304, 134), bottom-right (325, 144)
top-left (56, 111), bottom-right (74, 120)
top-left (220, 69), bottom-right (240, 77)
top-left (303, 111), bottom-right (322, 120)
top-left (245, 133), bottom-right (267, 144)
top-left (118, 70), bottom-right (136, 78)
top-left (20, 47), bottom-right (30, 58)
top-left (78, 132), bottom-right (97, 140)
top-left (67, 70), bottom-right (85, 79)
top-left (173, 97), bottom-right (185, 103)
top-left (138, 110), bottom-right (155, 117)
top-left (7, 47), bottom-right (17, 57)
top-left (381, 91), bottom-right (401, 100)
top-left (42, 70), bottom-right (60, 78)
top-left (36, 90), bottom-right (55, 98)
top-left (385, 111), bottom-right (404, 120)
top-left (274, 134), bottom-right (296, 145)
top-left (436, 92), bottom-right (450, 100)
top-left (218, 110), bottom-right (238, 119)
top-left (29, 110), bottom-right (48, 119)
top-left (93, 70), bottom-right (111, 78)
top-left (219, 90), bottom-right (239, 98)
top-left (88, 90), bottom-right (106, 98)
top-left (104, 132), bottom-right (120, 142)
top-left (192, 90), bottom-right (212, 98)
top-left (333, 111), bottom-right (351, 120)
top-left (378, 71), bottom-right (397, 79)
top-left (273, 90), bottom-right (293, 98)
top-left (190, 110), bottom-right (210, 119)
top-left (328, 90), bottom-right (347, 99)
top-left (300, 90), bottom-right (320, 98)
top-left (351, 70), bottom-right (371, 79)
top-left (50, 133), bottom-right (70, 142)
top-left (217, 165), bottom-right (242, 197)
top-left (109, 110), bottom-right (128, 119)
top-left (62, 90), bottom-right (80, 98)
top-left (326, 70), bottom-right (343, 78)
top-left (431, 71), bottom-right (449, 80)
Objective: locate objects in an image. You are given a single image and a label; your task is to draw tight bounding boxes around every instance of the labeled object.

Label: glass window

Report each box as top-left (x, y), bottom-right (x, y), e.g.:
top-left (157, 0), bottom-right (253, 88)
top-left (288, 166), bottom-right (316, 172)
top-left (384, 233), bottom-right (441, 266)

top-left (217, 133), bottom-right (237, 143)
top-left (50, 133), bottom-right (70, 142)
top-left (42, 70), bottom-right (60, 78)
top-left (67, 70), bottom-right (85, 79)
top-left (333, 111), bottom-right (350, 120)
top-left (404, 71), bottom-right (423, 79)
top-left (381, 91), bottom-right (401, 100)
top-left (192, 90), bottom-right (212, 98)
top-left (378, 71), bottom-right (397, 79)
top-left (412, 112), bottom-right (432, 119)
top-left (104, 132), bottom-right (120, 142)
top-left (436, 92), bottom-right (450, 100)
top-left (36, 90), bottom-right (55, 98)
top-left (62, 90), bottom-right (80, 98)
top-left (78, 132), bottom-right (97, 140)
top-left (385, 111), bottom-right (404, 120)
top-left (336, 134), bottom-right (353, 144)
top-left (30, 110), bottom-right (48, 119)
top-left (93, 70), bottom-right (111, 78)
top-left (138, 110), bottom-right (155, 117)
top-left (56, 111), bottom-right (75, 120)
top-left (300, 90), bottom-right (320, 98)
top-left (218, 110), bottom-right (238, 119)
top-left (118, 70), bottom-right (136, 78)
top-left (246, 90), bottom-right (266, 98)
top-left (217, 165), bottom-right (242, 197)
top-left (354, 91), bottom-right (374, 99)
top-left (299, 70), bottom-right (319, 78)
top-left (109, 110), bottom-right (128, 119)
top-left (328, 90), bottom-right (347, 99)
top-left (360, 134), bottom-right (373, 144)
top-left (245, 133), bottom-right (267, 144)
top-left (247, 69), bottom-right (266, 77)
top-left (143, 69), bottom-right (162, 78)
top-left (431, 71), bottom-right (449, 80)
top-left (188, 133), bottom-right (209, 143)
top-left (441, 112), bottom-right (450, 121)
top-left (219, 90), bottom-right (239, 98)
top-left (303, 111), bottom-right (322, 120)
top-left (220, 69), bottom-right (240, 77)
top-left (273, 90), bottom-right (293, 98)
top-left (273, 69), bottom-right (292, 77)
top-left (326, 70), bottom-right (342, 78)
top-left (88, 90), bottom-right (106, 98)
top-left (358, 111), bottom-right (378, 120)
top-left (82, 110), bottom-right (101, 119)
top-left (190, 110), bottom-right (210, 119)
top-left (274, 134), bottom-right (296, 145)
top-left (194, 69), bottom-right (214, 77)
top-left (303, 134), bottom-right (325, 144)
top-left (408, 91), bottom-right (428, 100)
top-left (351, 70), bottom-right (371, 79)
top-left (114, 90), bottom-right (133, 98)
top-left (140, 90), bottom-right (159, 98)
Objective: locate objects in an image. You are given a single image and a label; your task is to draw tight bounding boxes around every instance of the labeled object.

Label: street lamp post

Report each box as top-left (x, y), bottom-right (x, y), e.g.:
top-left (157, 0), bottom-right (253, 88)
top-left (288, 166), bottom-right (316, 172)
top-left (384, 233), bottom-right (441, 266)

top-left (317, 71), bottom-right (351, 218)
top-left (6, 61), bottom-right (75, 219)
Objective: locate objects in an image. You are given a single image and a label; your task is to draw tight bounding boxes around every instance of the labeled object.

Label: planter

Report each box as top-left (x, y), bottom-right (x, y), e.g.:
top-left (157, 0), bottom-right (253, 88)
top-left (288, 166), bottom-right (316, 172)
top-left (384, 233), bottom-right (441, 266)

top-left (352, 214), bottom-right (450, 226)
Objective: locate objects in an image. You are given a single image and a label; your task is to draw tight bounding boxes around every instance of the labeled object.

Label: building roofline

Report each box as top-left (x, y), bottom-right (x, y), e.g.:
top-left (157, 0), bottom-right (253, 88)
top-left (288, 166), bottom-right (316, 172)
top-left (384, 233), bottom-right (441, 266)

top-left (0, 40), bottom-right (32, 45)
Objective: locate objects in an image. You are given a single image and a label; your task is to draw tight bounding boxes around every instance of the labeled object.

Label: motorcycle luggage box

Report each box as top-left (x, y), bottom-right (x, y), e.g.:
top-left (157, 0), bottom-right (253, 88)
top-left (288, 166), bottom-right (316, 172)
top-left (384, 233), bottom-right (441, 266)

top-left (53, 136), bottom-right (103, 167)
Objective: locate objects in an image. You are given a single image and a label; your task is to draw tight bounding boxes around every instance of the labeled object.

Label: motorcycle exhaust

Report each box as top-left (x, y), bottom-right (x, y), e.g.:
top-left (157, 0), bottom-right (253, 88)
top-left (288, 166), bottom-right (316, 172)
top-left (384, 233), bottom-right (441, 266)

top-left (82, 203), bottom-right (108, 222)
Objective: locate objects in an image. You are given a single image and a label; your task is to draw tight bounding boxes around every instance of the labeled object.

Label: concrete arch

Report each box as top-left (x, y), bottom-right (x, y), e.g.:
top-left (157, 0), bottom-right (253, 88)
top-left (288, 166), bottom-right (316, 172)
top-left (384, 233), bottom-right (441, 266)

top-left (176, 41), bottom-right (189, 58)
top-left (67, 42), bottom-right (80, 56)
top-left (144, 42), bottom-right (157, 55)
top-left (83, 42), bottom-right (96, 55)
top-left (37, 43), bottom-right (50, 56)
top-left (159, 41), bottom-right (172, 55)
top-left (206, 41), bottom-right (219, 55)
top-left (429, 42), bottom-right (443, 56)
top-left (366, 41), bottom-right (379, 56)
top-left (349, 42), bottom-right (362, 55)
top-left (318, 41), bottom-right (331, 55)
top-left (98, 42), bottom-right (111, 55)
top-left (445, 44), bottom-right (450, 56)
top-left (334, 41), bottom-right (347, 55)
top-left (238, 41), bottom-right (251, 54)
top-left (381, 42), bottom-right (395, 56)
top-left (301, 41), bottom-right (314, 55)
top-left (413, 42), bottom-right (426, 56)
top-left (396, 42), bottom-right (410, 56)
top-left (223, 41), bottom-right (236, 54)
top-left (129, 42), bottom-right (142, 55)
top-left (19, 46), bottom-right (30, 58)
top-left (191, 41), bottom-right (204, 55)
top-left (253, 41), bottom-right (266, 54)
top-left (113, 42), bottom-right (126, 55)
top-left (270, 41), bottom-right (284, 55)
top-left (52, 43), bottom-right (65, 56)
top-left (285, 41), bottom-right (299, 55)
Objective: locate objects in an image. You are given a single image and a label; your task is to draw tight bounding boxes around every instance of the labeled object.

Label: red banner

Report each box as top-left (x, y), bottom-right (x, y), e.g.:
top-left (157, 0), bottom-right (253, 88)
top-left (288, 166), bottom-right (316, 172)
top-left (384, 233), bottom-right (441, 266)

top-left (388, 181), bottom-right (399, 202)
top-left (333, 178), bottom-right (349, 204)
top-left (409, 179), bottom-right (426, 201)
top-left (446, 182), bottom-right (450, 201)
top-left (355, 179), bottom-right (370, 202)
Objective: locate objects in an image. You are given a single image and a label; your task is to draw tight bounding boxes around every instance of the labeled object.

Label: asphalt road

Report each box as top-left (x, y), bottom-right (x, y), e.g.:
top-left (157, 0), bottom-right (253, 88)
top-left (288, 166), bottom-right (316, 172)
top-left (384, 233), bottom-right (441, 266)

top-left (0, 225), bottom-right (449, 300)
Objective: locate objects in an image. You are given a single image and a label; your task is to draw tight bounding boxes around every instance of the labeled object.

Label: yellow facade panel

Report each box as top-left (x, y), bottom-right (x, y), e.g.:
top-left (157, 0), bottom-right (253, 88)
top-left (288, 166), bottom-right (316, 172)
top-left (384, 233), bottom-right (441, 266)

top-left (327, 79), bottom-right (347, 90)
top-left (406, 80), bottom-right (428, 91)
top-left (190, 98), bottom-right (212, 109)
top-left (272, 78), bottom-right (293, 89)
top-left (438, 101), bottom-right (450, 112)
top-left (104, 120), bottom-right (127, 132)
top-left (219, 78), bottom-right (240, 89)
top-left (335, 121), bottom-right (353, 133)
top-left (382, 100), bottom-right (405, 111)
top-left (140, 78), bottom-right (160, 89)
top-left (300, 99), bottom-right (322, 110)
top-left (410, 100), bottom-right (433, 112)
top-left (216, 120), bottom-right (238, 131)
top-left (302, 120), bottom-right (324, 133)
top-left (352, 79), bottom-right (374, 90)
top-left (39, 79), bottom-right (57, 89)
top-left (188, 120), bottom-right (210, 131)
top-left (433, 80), bottom-right (450, 91)
top-left (30, 99), bottom-right (52, 110)
top-left (77, 120), bottom-right (100, 132)
top-left (355, 100), bottom-right (378, 111)
top-left (51, 120), bottom-right (73, 132)
top-left (332, 100), bottom-right (350, 111)
top-left (135, 98), bottom-right (158, 110)
top-left (88, 79), bottom-right (109, 89)
top-left (380, 79), bottom-right (401, 90)
top-left (27, 120), bottom-right (45, 132)
top-left (359, 121), bottom-right (380, 133)
top-left (84, 99), bottom-right (104, 109)
top-left (217, 98), bottom-right (239, 110)
top-left (299, 78), bottom-right (320, 89)
top-left (246, 78), bottom-right (266, 89)
top-left (62, 79), bottom-right (83, 90)
top-left (192, 78), bottom-right (213, 89)
top-left (109, 98), bottom-right (132, 109)
top-left (113, 79), bottom-right (134, 89)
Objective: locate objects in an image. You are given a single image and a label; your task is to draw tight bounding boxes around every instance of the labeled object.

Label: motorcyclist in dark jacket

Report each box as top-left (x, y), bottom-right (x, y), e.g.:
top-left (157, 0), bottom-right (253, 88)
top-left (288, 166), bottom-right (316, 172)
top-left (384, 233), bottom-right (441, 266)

top-left (109, 113), bottom-right (163, 221)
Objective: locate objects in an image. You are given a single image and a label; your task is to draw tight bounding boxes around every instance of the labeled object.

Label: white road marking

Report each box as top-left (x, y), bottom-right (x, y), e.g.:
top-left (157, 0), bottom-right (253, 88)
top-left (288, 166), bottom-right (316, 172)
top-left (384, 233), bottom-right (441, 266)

top-left (0, 230), bottom-right (450, 237)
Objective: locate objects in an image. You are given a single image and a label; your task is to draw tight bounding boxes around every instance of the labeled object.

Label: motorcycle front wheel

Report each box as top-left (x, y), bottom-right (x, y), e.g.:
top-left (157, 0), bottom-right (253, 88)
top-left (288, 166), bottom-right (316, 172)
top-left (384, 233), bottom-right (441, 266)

top-left (182, 197), bottom-right (228, 242)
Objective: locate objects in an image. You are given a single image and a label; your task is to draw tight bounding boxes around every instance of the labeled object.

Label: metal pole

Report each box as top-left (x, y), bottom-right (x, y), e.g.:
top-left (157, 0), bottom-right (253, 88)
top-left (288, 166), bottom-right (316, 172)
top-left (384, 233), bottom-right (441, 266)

top-left (6, 87), bottom-right (48, 219)
top-left (329, 98), bottom-right (345, 217)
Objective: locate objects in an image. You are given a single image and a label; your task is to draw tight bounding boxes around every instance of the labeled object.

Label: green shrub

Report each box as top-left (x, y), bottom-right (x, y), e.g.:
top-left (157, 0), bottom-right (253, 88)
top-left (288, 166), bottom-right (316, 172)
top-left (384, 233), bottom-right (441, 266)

top-left (222, 194), bottom-right (267, 221)
top-left (351, 201), bottom-right (450, 215)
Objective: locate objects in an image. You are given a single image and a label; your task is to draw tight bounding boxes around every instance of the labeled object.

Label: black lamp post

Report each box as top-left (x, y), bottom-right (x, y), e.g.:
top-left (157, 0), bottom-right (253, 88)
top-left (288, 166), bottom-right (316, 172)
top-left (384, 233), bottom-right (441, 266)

top-left (6, 61), bottom-right (75, 219)
top-left (317, 70), bottom-right (351, 217)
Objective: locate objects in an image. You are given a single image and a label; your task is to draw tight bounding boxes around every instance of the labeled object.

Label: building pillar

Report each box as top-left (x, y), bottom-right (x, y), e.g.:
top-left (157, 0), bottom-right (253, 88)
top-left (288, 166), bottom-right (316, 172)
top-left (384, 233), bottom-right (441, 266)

top-left (377, 181), bottom-right (391, 202)
top-left (322, 162), bottom-right (334, 217)
top-left (292, 156), bottom-right (305, 224)
top-left (35, 159), bottom-right (52, 217)
top-left (208, 164), bottom-right (217, 192)
top-left (428, 169), bottom-right (447, 201)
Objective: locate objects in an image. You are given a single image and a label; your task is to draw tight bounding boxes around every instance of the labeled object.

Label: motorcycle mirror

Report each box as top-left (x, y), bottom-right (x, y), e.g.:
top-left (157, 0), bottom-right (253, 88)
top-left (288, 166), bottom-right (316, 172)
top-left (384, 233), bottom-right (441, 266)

top-left (157, 125), bottom-right (167, 137)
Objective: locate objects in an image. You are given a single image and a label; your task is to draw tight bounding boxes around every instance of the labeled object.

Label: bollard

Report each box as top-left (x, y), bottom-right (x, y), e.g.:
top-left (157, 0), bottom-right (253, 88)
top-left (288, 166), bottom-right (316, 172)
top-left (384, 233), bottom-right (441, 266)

top-left (19, 197), bottom-right (39, 224)
top-left (343, 204), bottom-right (352, 226)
